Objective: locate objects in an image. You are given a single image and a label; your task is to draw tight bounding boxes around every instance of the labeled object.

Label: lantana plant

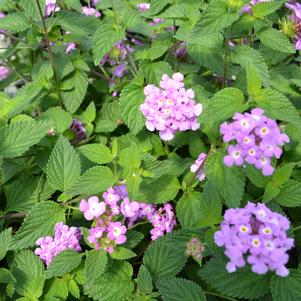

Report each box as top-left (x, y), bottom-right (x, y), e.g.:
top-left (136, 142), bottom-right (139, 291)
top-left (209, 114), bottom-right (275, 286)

top-left (0, 0), bottom-right (301, 300)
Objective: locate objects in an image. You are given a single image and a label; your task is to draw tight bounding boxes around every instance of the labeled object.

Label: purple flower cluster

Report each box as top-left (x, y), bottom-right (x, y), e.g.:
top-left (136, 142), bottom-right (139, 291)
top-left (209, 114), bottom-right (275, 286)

top-left (242, 0), bottom-right (271, 15)
top-left (70, 119), bottom-right (86, 144)
top-left (220, 108), bottom-right (289, 176)
top-left (35, 222), bottom-right (82, 266)
top-left (214, 202), bottom-right (294, 277)
top-left (45, 0), bottom-right (60, 17)
top-left (82, 6), bottom-right (101, 17)
top-left (80, 186), bottom-right (176, 253)
top-left (186, 237), bottom-right (205, 261)
top-left (100, 41), bottom-right (133, 86)
top-left (0, 66), bottom-right (9, 81)
top-left (190, 152), bottom-right (207, 181)
top-left (285, 2), bottom-right (301, 49)
top-left (137, 3), bottom-right (150, 12)
top-left (140, 73), bottom-right (203, 141)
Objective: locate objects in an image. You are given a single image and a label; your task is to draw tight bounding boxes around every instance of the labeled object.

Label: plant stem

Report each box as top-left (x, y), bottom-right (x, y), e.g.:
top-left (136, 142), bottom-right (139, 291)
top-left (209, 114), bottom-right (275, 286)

top-left (204, 291), bottom-right (238, 301)
top-left (35, 0), bottom-right (61, 104)
top-left (293, 225), bottom-right (301, 232)
top-left (0, 212), bottom-right (27, 221)
top-left (223, 27), bottom-right (232, 88)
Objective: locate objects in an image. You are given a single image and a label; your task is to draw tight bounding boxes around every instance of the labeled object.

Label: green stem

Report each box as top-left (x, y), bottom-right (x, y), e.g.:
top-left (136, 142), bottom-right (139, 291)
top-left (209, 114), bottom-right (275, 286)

top-left (293, 225), bottom-right (301, 232)
top-left (223, 27), bottom-right (232, 88)
top-left (204, 291), bottom-right (238, 301)
top-left (35, 0), bottom-right (61, 105)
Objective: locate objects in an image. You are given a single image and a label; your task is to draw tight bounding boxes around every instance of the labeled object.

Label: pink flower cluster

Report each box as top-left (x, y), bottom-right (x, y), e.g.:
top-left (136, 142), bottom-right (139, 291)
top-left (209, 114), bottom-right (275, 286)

top-left (214, 202), bottom-right (294, 277)
top-left (45, 0), bottom-right (60, 17)
top-left (140, 73), bottom-right (203, 141)
top-left (220, 108), bottom-right (289, 176)
top-left (35, 222), bottom-right (82, 266)
top-left (286, 2), bottom-right (301, 49)
top-left (242, 0), bottom-right (271, 15)
top-left (137, 3), bottom-right (150, 12)
top-left (186, 237), bottom-right (205, 261)
top-left (80, 186), bottom-right (176, 253)
top-left (82, 6), bottom-right (101, 17)
top-left (190, 153), bottom-right (207, 181)
top-left (0, 66), bottom-right (9, 81)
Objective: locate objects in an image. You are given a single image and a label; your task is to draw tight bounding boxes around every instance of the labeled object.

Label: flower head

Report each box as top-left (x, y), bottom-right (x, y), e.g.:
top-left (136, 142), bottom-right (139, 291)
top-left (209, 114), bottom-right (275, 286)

top-left (140, 73), bottom-right (203, 141)
top-left (190, 152), bottom-right (207, 181)
top-left (214, 202), bottom-right (294, 277)
top-left (137, 3), bottom-right (150, 12)
top-left (220, 108), bottom-right (289, 175)
top-left (80, 196), bottom-right (106, 221)
top-left (35, 223), bottom-right (82, 266)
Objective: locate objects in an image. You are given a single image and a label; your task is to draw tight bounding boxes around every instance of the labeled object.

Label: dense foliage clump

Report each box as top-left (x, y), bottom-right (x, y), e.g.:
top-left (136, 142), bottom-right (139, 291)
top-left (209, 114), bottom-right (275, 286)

top-left (0, 0), bottom-right (301, 300)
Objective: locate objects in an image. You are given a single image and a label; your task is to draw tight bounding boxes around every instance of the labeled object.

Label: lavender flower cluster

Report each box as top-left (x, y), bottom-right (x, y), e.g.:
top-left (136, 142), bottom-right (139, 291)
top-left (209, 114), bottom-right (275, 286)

top-left (35, 222), bottom-right (82, 266)
top-left (214, 202), bottom-right (294, 277)
top-left (80, 185), bottom-right (176, 253)
top-left (220, 108), bottom-right (289, 176)
top-left (190, 152), bottom-right (207, 181)
top-left (140, 73), bottom-right (203, 141)
top-left (285, 2), bottom-right (301, 50)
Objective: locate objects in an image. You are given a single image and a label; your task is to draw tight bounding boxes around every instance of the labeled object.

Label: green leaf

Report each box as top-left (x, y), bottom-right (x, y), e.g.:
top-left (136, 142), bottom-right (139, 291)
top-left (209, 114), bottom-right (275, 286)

top-left (257, 28), bottom-right (295, 54)
top-left (0, 120), bottom-right (50, 158)
top-left (245, 164), bottom-right (271, 188)
top-left (272, 163), bottom-right (295, 187)
top-left (263, 181), bottom-right (281, 203)
top-left (187, 34), bottom-right (224, 74)
top-left (0, 268), bottom-right (15, 284)
top-left (120, 80), bottom-right (145, 135)
top-left (44, 278), bottom-right (69, 300)
top-left (136, 175), bottom-right (181, 204)
top-left (205, 150), bottom-right (246, 207)
top-left (58, 11), bottom-right (99, 35)
top-left (143, 234), bottom-right (187, 279)
top-left (0, 228), bottom-right (12, 261)
top-left (61, 70), bottom-right (89, 113)
top-left (85, 250), bottom-right (108, 285)
top-left (177, 192), bottom-right (203, 229)
top-left (137, 265), bottom-right (153, 295)
top-left (47, 136), bottom-right (81, 192)
top-left (95, 102), bottom-right (121, 133)
top-left (92, 23), bottom-right (125, 65)
top-left (46, 250), bottom-right (82, 279)
top-left (43, 107), bottom-right (73, 133)
top-left (20, 0), bottom-right (45, 21)
top-left (252, 1), bottom-right (283, 18)
top-left (12, 201), bottom-right (65, 250)
top-left (78, 144), bottom-right (114, 164)
top-left (0, 13), bottom-right (30, 32)
top-left (197, 180), bottom-right (222, 227)
top-left (68, 278), bottom-right (80, 298)
top-left (123, 230), bottom-right (144, 249)
top-left (84, 261), bottom-right (134, 301)
top-left (275, 180), bottom-right (301, 207)
top-left (118, 143), bottom-right (141, 169)
top-left (141, 61), bottom-right (172, 85)
top-left (156, 277), bottom-right (206, 301)
top-left (253, 88), bottom-right (301, 130)
top-left (145, 0), bottom-right (172, 16)
top-left (200, 258), bottom-right (271, 299)
top-left (200, 88), bottom-right (245, 126)
top-left (12, 250), bottom-right (45, 298)
top-left (232, 45), bottom-right (270, 86)
top-left (110, 247), bottom-right (136, 260)
top-left (189, 0), bottom-right (239, 37)
top-left (67, 166), bottom-right (114, 196)
top-left (246, 61), bottom-right (262, 97)
top-left (271, 267), bottom-right (301, 301)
